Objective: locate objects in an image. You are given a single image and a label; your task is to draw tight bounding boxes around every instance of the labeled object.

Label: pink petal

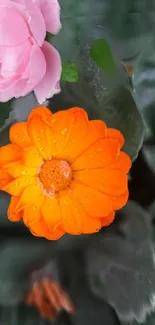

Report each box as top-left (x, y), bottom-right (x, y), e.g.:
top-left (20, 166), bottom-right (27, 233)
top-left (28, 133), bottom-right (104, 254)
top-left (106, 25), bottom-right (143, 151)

top-left (0, 77), bottom-right (21, 101)
top-left (14, 42), bottom-right (46, 97)
top-left (0, 7), bottom-right (30, 46)
top-left (1, 39), bottom-right (32, 77)
top-left (34, 41), bottom-right (61, 104)
top-left (34, 0), bottom-right (61, 34)
top-left (23, 0), bottom-right (46, 46)
top-left (0, 42), bottom-right (46, 101)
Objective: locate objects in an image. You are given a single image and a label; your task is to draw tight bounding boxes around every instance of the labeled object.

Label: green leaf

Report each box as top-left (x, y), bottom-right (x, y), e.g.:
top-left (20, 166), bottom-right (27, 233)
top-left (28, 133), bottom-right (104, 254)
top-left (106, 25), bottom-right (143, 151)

top-left (132, 38), bottom-right (155, 142)
top-left (61, 63), bottom-right (79, 82)
top-left (57, 250), bottom-right (120, 325)
top-left (52, 0), bottom-right (155, 62)
top-left (121, 312), bottom-right (155, 325)
top-left (90, 39), bottom-right (116, 75)
top-left (142, 145), bottom-right (155, 174)
top-left (0, 305), bottom-right (41, 325)
top-left (0, 101), bottom-right (12, 129)
top-left (49, 46), bottom-right (144, 160)
top-left (85, 201), bottom-right (155, 323)
top-left (0, 239), bottom-right (56, 306)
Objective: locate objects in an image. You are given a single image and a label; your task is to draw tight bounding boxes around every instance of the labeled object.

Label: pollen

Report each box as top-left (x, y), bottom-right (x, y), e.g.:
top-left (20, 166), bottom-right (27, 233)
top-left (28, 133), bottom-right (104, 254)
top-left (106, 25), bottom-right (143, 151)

top-left (39, 159), bottom-right (72, 193)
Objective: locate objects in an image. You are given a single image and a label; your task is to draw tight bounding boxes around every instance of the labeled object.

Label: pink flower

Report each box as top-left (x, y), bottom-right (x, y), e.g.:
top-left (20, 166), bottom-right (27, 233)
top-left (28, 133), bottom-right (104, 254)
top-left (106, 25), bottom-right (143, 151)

top-left (0, 0), bottom-right (62, 103)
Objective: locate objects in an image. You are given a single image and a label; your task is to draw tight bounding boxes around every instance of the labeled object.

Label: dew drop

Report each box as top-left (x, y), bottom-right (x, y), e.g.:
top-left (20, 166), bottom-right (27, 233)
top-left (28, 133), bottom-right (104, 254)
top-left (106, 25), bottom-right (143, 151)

top-left (88, 154), bottom-right (93, 159)
top-left (15, 134), bottom-right (19, 139)
top-left (97, 147), bottom-right (102, 152)
top-left (21, 169), bottom-right (26, 175)
top-left (52, 118), bottom-right (56, 123)
top-left (26, 178), bottom-right (30, 184)
top-left (15, 181), bottom-right (19, 186)
top-left (41, 129), bottom-right (44, 133)
top-left (36, 137), bottom-right (41, 142)
top-left (39, 147), bottom-right (44, 151)
top-left (60, 128), bottom-right (68, 136)
top-left (52, 139), bottom-right (56, 144)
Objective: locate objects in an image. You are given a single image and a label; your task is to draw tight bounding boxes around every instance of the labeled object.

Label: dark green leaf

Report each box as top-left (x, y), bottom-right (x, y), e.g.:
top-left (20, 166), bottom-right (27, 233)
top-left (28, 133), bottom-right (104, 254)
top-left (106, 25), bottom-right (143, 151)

top-left (0, 305), bottom-right (41, 325)
top-left (90, 39), bottom-right (116, 75)
top-left (57, 250), bottom-right (119, 325)
top-left (86, 201), bottom-right (155, 323)
top-left (132, 38), bottom-right (155, 142)
top-left (0, 101), bottom-right (12, 129)
top-left (52, 0), bottom-right (155, 62)
top-left (61, 63), bottom-right (79, 82)
top-left (142, 145), bottom-right (155, 174)
top-left (121, 312), bottom-right (155, 325)
top-left (49, 46), bottom-right (144, 160)
top-left (0, 239), bottom-right (57, 306)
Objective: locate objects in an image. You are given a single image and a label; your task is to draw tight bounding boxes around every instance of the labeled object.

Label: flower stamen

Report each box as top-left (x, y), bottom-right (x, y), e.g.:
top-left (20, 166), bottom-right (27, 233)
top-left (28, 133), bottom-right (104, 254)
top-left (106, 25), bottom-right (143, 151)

top-left (39, 159), bottom-right (72, 193)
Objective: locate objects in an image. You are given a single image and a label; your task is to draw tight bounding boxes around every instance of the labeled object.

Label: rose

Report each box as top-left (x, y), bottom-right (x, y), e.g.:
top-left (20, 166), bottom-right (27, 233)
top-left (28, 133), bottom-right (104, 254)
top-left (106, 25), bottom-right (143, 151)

top-left (0, 0), bottom-right (62, 103)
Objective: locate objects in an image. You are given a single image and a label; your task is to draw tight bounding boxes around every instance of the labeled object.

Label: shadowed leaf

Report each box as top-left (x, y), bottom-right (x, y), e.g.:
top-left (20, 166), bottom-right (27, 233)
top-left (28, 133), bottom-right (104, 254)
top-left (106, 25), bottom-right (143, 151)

top-left (86, 201), bottom-right (155, 323)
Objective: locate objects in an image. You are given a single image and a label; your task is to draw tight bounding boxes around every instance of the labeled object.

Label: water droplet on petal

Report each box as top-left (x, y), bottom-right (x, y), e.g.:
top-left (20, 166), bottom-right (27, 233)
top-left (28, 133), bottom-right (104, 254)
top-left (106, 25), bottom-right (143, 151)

top-left (15, 134), bottom-right (19, 139)
top-left (52, 139), bottom-right (56, 144)
top-left (88, 154), bottom-right (93, 158)
top-left (52, 119), bottom-right (56, 123)
top-left (36, 137), bottom-right (41, 142)
top-left (15, 181), bottom-right (19, 186)
top-left (26, 178), bottom-right (30, 184)
top-left (41, 129), bottom-right (44, 133)
top-left (39, 147), bottom-right (44, 151)
top-left (21, 169), bottom-right (26, 175)
top-left (97, 147), bottom-right (102, 152)
top-left (60, 128), bottom-right (68, 136)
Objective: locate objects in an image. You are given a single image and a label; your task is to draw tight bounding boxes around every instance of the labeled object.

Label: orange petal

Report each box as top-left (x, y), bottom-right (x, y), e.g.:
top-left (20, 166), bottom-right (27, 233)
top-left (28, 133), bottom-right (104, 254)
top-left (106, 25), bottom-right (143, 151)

top-left (23, 146), bottom-right (43, 168)
top-left (5, 161), bottom-right (37, 178)
top-left (8, 196), bottom-right (22, 221)
top-left (109, 151), bottom-right (131, 173)
top-left (15, 183), bottom-right (43, 211)
top-left (106, 128), bottom-right (124, 148)
top-left (0, 144), bottom-right (21, 166)
top-left (0, 168), bottom-right (13, 189)
top-left (29, 218), bottom-right (64, 240)
top-left (2, 176), bottom-right (37, 196)
top-left (9, 122), bottom-right (31, 148)
top-left (101, 211), bottom-right (115, 227)
top-left (49, 108), bottom-right (89, 158)
top-left (112, 189), bottom-right (129, 210)
top-left (23, 204), bottom-right (43, 226)
top-left (70, 181), bottom-right (113, 217)
top-left (41, 196), bottom-right (62, 229)
top-left (64, 119), bottom-right (107, 161)
top-left (28, 106), bottom-right (53, 126)
top-left (72, 138), bottom-right (120, 170)
top-left (28, 116), bottom-right (55, 160)
top-left (47, 227), bottom-right (65, 240)
top-left (74, 168), bottom-right (128, 196)
top-left (59, 190), bottom-right (101, 234)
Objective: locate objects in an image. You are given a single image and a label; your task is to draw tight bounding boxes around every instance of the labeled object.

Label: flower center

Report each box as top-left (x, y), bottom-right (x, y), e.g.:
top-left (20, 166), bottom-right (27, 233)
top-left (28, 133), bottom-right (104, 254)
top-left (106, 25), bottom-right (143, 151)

top-left (39, 159), bottom-right (72, 193)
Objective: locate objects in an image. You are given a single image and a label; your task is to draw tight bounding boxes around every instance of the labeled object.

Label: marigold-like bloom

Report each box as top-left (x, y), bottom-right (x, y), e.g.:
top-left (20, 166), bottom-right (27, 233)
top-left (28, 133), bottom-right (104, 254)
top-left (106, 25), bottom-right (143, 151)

top-left (0, 106), bottom-right (131, 239)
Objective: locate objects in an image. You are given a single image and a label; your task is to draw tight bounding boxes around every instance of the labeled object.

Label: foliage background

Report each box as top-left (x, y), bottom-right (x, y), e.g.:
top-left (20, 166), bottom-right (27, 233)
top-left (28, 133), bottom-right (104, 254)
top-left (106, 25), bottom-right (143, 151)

top-left (0, 0), bottom-right (155, 324)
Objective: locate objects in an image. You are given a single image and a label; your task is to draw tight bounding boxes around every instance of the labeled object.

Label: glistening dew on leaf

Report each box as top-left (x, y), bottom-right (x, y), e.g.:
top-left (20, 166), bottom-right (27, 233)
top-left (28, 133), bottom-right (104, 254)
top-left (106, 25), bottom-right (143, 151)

top-left (0, 106), bottom-right (131, 240)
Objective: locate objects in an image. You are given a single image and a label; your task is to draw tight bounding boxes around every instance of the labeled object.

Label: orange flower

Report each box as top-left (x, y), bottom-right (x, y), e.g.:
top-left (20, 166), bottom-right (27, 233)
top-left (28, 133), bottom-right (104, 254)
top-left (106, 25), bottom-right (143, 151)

top-left (25, 278), bottom-right (75, 319)
top-left (0, 106), bottom-right (131, 239)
